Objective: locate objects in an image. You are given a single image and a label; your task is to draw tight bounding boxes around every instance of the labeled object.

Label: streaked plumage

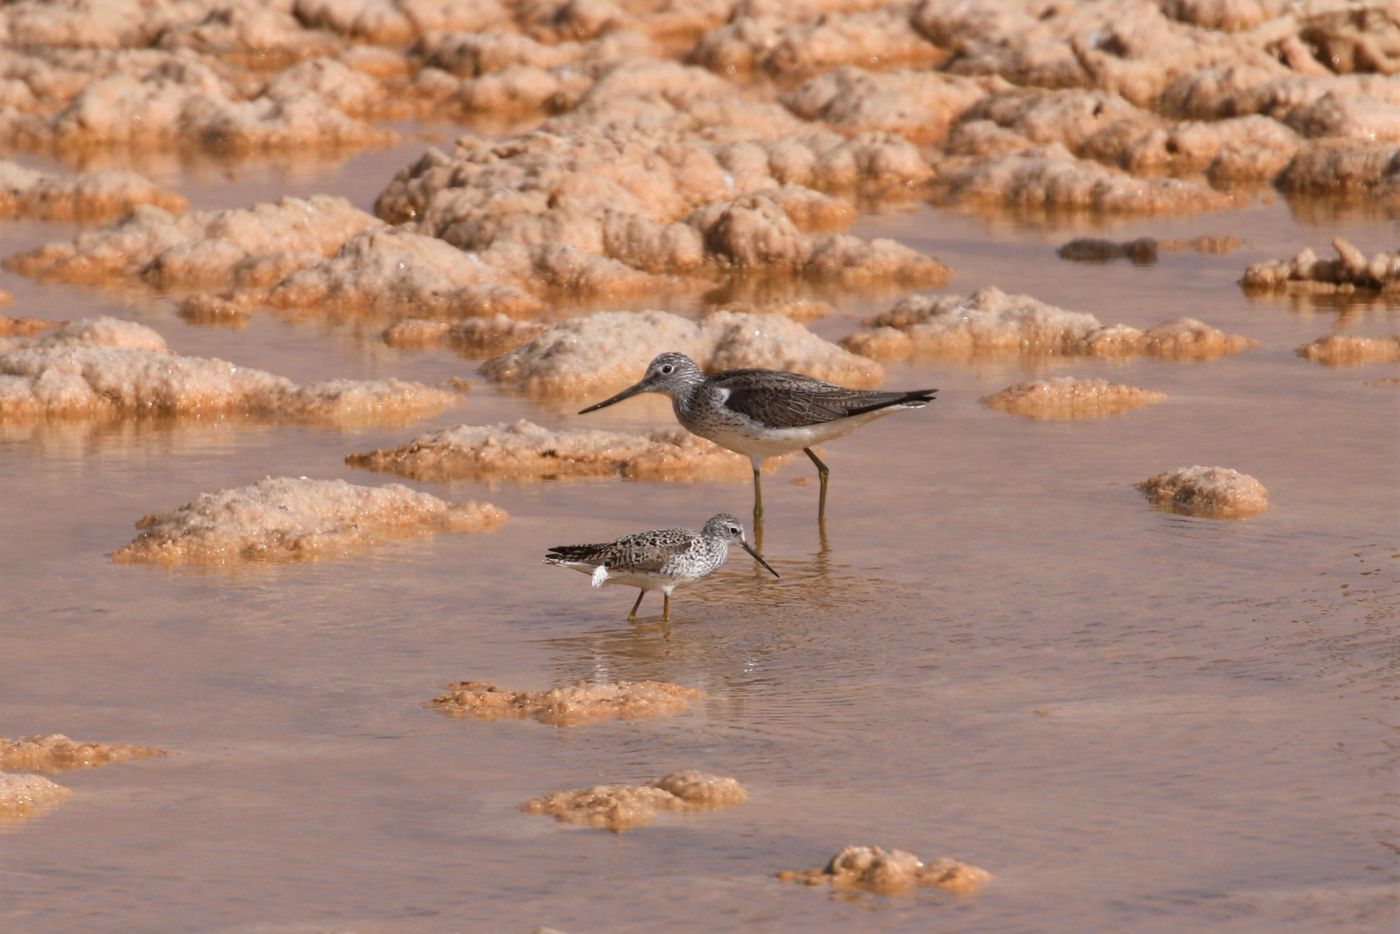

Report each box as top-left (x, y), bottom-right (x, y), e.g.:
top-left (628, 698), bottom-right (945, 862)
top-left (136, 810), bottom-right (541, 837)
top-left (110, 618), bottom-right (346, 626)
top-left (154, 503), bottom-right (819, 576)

top-left (545, 513), bottom-right (777, 621)
top-left (579, 353), bottom-right (937, 522)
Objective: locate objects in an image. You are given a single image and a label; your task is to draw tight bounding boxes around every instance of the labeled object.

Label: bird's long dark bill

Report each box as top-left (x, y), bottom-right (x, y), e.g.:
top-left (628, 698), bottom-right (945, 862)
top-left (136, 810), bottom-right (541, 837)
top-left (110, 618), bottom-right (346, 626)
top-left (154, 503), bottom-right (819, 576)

top-left (741, 541), bottom-right (780, 578)
top-left (577, 380), bottom-right (648, 414)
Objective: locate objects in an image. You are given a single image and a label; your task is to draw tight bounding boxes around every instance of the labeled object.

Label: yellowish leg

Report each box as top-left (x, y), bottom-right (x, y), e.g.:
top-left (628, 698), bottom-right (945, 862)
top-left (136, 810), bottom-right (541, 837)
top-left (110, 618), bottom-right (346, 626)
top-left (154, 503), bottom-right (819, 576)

top-left (804, 447), bottom-right (830, 524)
top-left (751, 466), bottom-right (764, 525)
top-left (662, 593), bottom-right (670, 622)
top-left (627, 590), bottom-right (645, 622)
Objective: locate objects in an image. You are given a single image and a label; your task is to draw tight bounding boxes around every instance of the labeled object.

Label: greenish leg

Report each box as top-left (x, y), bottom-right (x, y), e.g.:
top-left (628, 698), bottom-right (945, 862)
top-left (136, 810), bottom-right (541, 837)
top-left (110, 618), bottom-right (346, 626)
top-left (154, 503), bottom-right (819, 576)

top-left (662, 593), bottom-right (671, 622)
top-left (804, 447), bottom-right (830, 523)
top-left (627, 590), bottom-right (645, 622)
top-left (752, 466), bottom-right (764, 525)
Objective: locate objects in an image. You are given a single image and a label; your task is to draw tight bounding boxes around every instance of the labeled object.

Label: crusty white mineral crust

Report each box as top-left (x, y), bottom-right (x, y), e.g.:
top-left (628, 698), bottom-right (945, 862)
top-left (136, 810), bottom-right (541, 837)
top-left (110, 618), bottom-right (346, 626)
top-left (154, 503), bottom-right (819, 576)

top-left (784, 67), bottom-right (988, 143)
top-left (0, 315), bottom-right (59, 337)
top-left (981, 378), bottom-right (1167, 420)
top-left (0, 771), bottom-right (70, 820)
top-left (0, 160), bottom-right (186, 220)
top-left (382, 315), bottom-right (545, 355)
top-left (843, 288), bottom-right (1255, 362)
top-left (779, 845), bottom-right (991, 895)
top-left (691, 6), bottom-right (940, 77)
top-left (113, 476), bottom-right (506, 565)
top-left (346, 418), bottom-right (785, 483)
top-left (373, 123), bottom-right (947, 288)
top-left (428, 679), bottom-right (704, 726)
top-left (293, 0), bottom-right (509, 44)
top-left (931, 146), bottom-right (1238, 217)
top-left (0, 317), bottom-right (457, 422)
top-left (1296, 335), bottom-right (1400, 366)
top-left (1136, 465), bottom-right (1269, 518)
top-left (481, 309), bottom-right (883, 396)
top-left (1242, 239), bottom-right (1400, 294)
top-left (6, 195), bottom-right (380, 290)
top-left (0, 734), bottom-right (166, 772)
top-left (523, 770), bottom-right (747, 832)
top-left (1275, 140), bottom-right (1400, 197)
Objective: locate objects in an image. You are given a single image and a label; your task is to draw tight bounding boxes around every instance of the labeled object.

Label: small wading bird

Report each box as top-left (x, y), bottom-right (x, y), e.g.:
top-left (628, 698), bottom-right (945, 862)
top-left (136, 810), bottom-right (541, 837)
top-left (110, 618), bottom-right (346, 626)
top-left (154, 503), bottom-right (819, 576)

top-left (545, 513), bottom-right (778, 621)
top-left (579, 352), bottom-right (938, 524)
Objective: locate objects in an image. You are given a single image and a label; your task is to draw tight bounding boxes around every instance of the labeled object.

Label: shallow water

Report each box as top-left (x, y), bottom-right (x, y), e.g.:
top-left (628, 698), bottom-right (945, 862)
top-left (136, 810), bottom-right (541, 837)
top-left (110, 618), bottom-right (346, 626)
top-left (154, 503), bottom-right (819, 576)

top-left (1, 137), bottom-right (1397, 932)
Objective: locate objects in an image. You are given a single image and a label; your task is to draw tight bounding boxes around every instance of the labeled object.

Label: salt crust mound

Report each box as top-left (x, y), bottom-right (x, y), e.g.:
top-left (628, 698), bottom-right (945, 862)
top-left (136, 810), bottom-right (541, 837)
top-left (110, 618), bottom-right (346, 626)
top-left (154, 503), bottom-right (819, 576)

top-left (346, 418), bottom-right (784, 483)
top-left (1296, 334), bottom-right (1400, 366)
top-left (0, 317), bottom-right (456, 422)
top-left (779, 845), bottom-right (991, 895)
top-left (0, 771), bottom-right (70, 820)
top-left (375, 123), bottom-right (948, 288)
top-left (523, 770), bottom-right (747, 833)
top-left (482, 309), bottom-right (884, 396)
top-left (843, 288), bottom-right (1255, 362)
top-left (711, 299), bottom-right (833, 322)
top-left (428, 679), bottom-right (704, 727)
top-left (293, 0), bottom-right (510, 44)
top-left (0, 315), bottom-right (60, 337)
top-left (1136, 465), bottom-right (1270, 519)
top-left (981, 378), bottom-right (1167, 420)
top-left (690, 6), bottom-right (941, 77)
top-left (6, 51), bottom-right (398, 155)
top-left (931, 145), bottom-right (1238, 217)
top-left (382, 315), bottom-right (545, 355)
top-left (0, 734), bottom-right (166, 771)
top-left (6, 195), bottom-right (379, 291)
top-left (1242, 238), bottom-right (1400, 294)
top-left (1058, 235), bottom-right (1244, 264)
top-left (0, 160), bottom-right (186, 220)
top-left (113, 476), bottom-right (506, 565)
top-left (784, 67), bottom-right (989, 143)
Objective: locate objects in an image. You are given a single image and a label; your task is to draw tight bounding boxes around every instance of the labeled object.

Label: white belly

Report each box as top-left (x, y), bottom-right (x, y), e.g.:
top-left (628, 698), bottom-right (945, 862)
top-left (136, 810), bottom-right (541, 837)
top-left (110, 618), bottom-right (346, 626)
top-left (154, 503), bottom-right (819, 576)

top-left (696, 412), bottom-right (889, 462)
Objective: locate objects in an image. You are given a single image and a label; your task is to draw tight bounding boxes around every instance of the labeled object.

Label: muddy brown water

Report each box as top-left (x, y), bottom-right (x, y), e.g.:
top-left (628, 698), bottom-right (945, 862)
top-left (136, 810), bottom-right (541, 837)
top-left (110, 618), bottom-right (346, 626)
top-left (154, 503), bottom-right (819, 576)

top-left (1, 138), bottom-right (1397, 932)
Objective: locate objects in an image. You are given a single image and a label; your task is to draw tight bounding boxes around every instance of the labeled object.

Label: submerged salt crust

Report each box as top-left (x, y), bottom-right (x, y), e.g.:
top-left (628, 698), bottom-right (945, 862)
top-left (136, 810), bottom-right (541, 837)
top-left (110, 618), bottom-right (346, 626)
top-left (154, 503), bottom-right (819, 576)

top-left (1136, 465), bottom-right (1271, 519)
top-left (0, 771), bottom-right (70, 821)
top-left (843, 287), bottom-right (1256, 362)
top-left (778, 845), bottom-right (992, 895)
top-left (1296, 334), bottom-right (1400, 366)
top-left (522, 770), bottom-right (747, 832)
top-left (427, 680), bottom-right (705, 727)
top-left (982, 378), bottom-right (1167, 420)
top-left (347, 419), bottom-right (784, 484)
top-left (0, 734), bottom-right (166, 771)
top-left (482, 309), bottom-right (883, 396)
top-left (0, 159), bottom-right (186, 220)
top-left (0, 317), bottom-right (456, 422)
top-left (113, 476), bottom-right (506, 565)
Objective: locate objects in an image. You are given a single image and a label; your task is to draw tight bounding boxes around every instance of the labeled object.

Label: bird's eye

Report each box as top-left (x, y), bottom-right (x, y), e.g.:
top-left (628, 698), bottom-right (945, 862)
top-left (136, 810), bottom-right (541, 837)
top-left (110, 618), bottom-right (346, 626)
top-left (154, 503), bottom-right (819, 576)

top-left (660, 364), bottom-right (674, 375)
top-left (729, 526), bottom-right (740, 535)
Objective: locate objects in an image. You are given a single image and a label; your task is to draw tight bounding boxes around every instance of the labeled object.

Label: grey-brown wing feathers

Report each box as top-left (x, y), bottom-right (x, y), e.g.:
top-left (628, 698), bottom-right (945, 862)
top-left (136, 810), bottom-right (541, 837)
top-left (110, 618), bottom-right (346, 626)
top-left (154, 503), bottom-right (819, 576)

top-left (711, 369), bottom-right (938, 429)
top-left (546, 528), bottom-right (697, 572)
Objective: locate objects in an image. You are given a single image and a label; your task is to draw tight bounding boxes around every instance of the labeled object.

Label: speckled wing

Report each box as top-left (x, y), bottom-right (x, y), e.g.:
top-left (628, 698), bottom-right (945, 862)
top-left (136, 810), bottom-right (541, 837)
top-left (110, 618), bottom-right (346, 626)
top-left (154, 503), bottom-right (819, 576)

top-left (710, 369), bottom-right (935, 429)
top-left (547, 528), bottom-right (697, 572)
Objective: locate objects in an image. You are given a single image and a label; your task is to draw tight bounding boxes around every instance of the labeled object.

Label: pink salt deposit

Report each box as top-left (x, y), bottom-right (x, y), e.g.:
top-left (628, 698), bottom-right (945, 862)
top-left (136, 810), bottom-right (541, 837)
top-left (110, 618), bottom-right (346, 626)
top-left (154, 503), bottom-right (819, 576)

top-left (0, 160), bottom-right (186, 220)
top-left (0, 317), bottom-right (456, 422)
top-left (1242, 239), bottom-right (1400, 294)
top-left (113, 476), bottom-right (506, 565)
top-left (0, 771), bottom-right (70, 821)
top-left (522, 770), bottom-right (747, 833)
top-left (1296, 335), bottom-right (1400, 367)
top-left (427, 679), bottom-right (704, 727)
top-left (0, 734), bottom-right (167, 772)
top-left (778, 845), bottom-right (992, 895)
top-left (843, 287), bottom-right (1255, 362)
top-left (481, 309), bottom-right (883, 397)
top-left (381, 315), bottom-right (546, 355)
top-left (6, 195), bottom-right (379, 290)
top-left (982, 378), bottom-right (1167, 420)
top-left (346, 419), bottom-right (784, 484)
top-left (0, 315), bottom-right (60, 337)
top-left (1136, 465), bottom-right (1270, 519)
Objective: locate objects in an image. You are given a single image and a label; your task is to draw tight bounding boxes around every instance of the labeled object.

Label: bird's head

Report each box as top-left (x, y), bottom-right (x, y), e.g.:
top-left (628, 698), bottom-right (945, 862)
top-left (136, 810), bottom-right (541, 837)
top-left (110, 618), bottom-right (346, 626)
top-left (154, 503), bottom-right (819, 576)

top-left (703, 513), bottom-right (779, 578)
top-left (578, 352), bottom-right (704, 414)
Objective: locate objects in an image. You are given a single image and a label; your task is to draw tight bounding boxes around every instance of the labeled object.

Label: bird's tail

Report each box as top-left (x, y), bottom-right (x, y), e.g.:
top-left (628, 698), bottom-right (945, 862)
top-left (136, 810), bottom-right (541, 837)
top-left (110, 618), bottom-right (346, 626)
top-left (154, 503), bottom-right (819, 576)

top-left (846, 388), bottom-right (938, 417)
